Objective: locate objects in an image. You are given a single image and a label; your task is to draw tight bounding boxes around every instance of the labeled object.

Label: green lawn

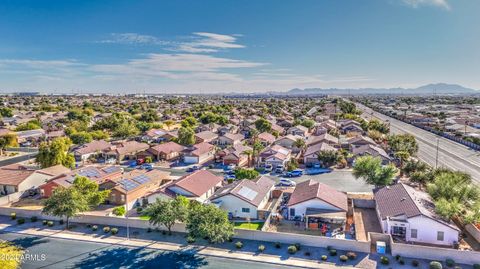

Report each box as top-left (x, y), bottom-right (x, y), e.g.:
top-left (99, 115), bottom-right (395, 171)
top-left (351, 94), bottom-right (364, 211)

top-left (233, 222), bottom-right (264, 230)
top-left (139, 215), bottom-right (150, 220)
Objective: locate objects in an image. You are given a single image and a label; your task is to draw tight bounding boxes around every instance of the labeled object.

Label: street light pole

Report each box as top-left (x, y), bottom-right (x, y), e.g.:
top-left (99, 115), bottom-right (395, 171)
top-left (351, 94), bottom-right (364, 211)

top-left (121, 171), bottom-right (130, 241)
top-left (435, 138), bottom-right (440, 169)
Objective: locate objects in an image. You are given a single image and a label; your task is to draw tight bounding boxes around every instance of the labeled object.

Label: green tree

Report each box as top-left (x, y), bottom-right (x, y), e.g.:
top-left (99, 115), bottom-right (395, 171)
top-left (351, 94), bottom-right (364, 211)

top-left (112, 206), bottom-right (126, 216)
top-left (186, 201), bottom-right (234, 243)
top-left (69, 131), bottom-right (93, 145)
top-left (317, 150), bottom-right (341, 168)
top-left (0, 133), bottom-right (18, 155)
top-left (434, 198), bottom-right (463, 220)
top-left (139, 109), bottom-right (159, 123)
top-left (353, 156), bottom-right (397, 187)
top-left (36, 137), bottom-right (75, 169)
top-left (0, 107), bottom-right (13, 117)
top-left (254, 118), bottom-right (272, 133)
top-left (42, 176), bottom-right (109, 229)
top-left (144, 196), bottom-right (189, 234)
top-left (387, 134), bottom-right (418, 156)
top-left (0, 240), bottom-right (24, 269)
top-left (293, 138), bottom-right (306, 152)
top-left (15, 120), bottom-right (41, 131)
top-left (178, 127), bottom-right (195, 146)
top-left (234, 168), bottom-right (260, 180)
top-left (300, 119), bottom-right (315, 129)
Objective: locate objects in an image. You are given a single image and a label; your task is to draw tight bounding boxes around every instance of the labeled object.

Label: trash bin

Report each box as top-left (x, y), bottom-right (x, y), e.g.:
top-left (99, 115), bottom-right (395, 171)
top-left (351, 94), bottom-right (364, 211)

top-left (376, 241), bottom-right (386, 254)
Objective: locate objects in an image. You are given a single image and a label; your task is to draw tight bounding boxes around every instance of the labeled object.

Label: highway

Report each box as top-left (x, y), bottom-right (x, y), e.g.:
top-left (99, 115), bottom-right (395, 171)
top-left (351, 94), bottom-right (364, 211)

top-left (356, 103), bottom-right (480, 184)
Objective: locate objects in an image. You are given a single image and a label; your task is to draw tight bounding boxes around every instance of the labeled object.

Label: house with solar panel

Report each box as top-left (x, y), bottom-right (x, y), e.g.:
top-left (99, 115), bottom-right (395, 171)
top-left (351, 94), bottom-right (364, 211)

top-left (102, 170), bottom-right (171, 209)
top-left (40, 166), bottom-right (123, 198)
top-left (208, 176), bottom-right (275, 220)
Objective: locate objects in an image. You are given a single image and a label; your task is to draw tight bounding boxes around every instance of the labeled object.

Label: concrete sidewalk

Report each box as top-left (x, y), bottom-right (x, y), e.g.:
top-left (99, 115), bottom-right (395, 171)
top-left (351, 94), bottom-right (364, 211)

top-left (0, 223), bottom-right (350, 269)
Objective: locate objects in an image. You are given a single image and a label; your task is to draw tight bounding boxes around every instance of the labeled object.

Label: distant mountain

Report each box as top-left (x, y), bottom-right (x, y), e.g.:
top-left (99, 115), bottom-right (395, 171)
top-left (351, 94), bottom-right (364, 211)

top-left (279, 83), bottom-right (478, 96)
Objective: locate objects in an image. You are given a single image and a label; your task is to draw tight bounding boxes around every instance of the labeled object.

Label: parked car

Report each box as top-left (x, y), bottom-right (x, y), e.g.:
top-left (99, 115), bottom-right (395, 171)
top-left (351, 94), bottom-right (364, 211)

top-left (105, 158), bottom-right (116, 164)
top-left (264, 164), bottom-right (273, 173)
top-left (140, 163), bottom-right (153, 170)
top-left (275, 166), bottom-right (284, 173)
top-left (224, 174), bottom-right (236, 181)
top-left (284, 169), bottom-right (303, 178)
top-left (277, 178), bottom-right (296, 187)
top-left (128, 161), bottom-right (138, 168)
top-left (187, 166), bottom-right (199, 172)
top-left (136, 158), bottom-right (145, 165)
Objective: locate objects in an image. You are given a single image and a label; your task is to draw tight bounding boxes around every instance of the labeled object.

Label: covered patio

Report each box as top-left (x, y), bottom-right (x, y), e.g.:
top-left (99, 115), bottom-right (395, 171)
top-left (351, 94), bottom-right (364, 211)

top-left (305, 208), bottom-right (348, 239)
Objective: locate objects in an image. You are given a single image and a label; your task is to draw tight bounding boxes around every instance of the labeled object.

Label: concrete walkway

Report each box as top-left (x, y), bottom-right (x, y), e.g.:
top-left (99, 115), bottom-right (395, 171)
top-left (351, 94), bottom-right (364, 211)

top-left (0, 223), bottom-right (350, 269)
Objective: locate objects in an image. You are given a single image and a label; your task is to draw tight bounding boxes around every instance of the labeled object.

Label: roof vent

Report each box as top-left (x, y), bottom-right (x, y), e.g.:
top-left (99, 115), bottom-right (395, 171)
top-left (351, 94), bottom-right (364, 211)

top-left (401, 197), bottom-right (406, 201)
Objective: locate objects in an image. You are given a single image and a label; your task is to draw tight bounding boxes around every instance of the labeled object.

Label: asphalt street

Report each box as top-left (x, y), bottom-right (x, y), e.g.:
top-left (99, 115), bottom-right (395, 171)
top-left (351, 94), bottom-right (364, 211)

top-left (356, 103), bottom-right (480, 184)
top-left (0, 232), bottom-right (299, 269)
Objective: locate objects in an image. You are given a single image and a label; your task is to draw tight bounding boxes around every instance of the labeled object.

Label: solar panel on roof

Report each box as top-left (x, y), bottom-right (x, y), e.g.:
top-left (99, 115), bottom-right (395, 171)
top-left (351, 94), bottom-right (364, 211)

top-left (119, 178), bottom-right (140, 191)
top-left (65, 176), bottom-right (75, 184)
top-left (237, 186), bottom-right (258, 201)
top-left (132, 174), bottom-right (150, 184)
top-left (103, 166), bottom-right (120, 174)
top-left (78, 169), bottom-right (100, 178)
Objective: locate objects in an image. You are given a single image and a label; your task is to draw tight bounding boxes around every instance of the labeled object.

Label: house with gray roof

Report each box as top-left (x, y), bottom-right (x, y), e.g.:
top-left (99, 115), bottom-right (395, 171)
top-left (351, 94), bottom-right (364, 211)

top-left (374, 183), bottom-right (460, 246)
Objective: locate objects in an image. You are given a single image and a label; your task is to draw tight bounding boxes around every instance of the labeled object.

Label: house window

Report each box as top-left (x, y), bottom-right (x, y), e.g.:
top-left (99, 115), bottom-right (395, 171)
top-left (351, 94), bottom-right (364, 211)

top-left (241, 208), bottom-right (250, 213)
top-left (411, 229), bottom-right (417, 239)
top-left (111, 193), bottom-right (116, 200)
top-left (121, 194), bottom-right (125, 202)
top-left (289, 208), bottom-right (295, 217)
top-left (437, 231), bottom-right (444, 241)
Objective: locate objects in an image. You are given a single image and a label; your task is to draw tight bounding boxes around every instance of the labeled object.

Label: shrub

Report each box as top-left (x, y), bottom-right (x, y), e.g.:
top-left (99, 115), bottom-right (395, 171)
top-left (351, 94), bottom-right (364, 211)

top-left (113, 206), bottom-right (126, 216)
top-left (339, 255), bottom-right (348, 262)
top-left (398, 257), bottom-right (405, 265)
top-left (235, 241), bottom-right (243, 249)
top-left (42, 220), bottom-right (48, 225)
top-left (47, 221), bottom-right (54, 227)
top-left (92, 225), bottom-right (98, 231)
top-left (17, 218), bottom-right (25, 225)
top-left (147, 227), bottom-right (152, 233)
top-left (136, 207), bottom-right (143, 214)
top-left (395, 254), bottom-right (401, 261)
top-left (429, 261), bottom-right (443, 269)
top-left (294, 243), bottom-right (301, 251)
top-left (445, 259), bottom-right (455, 267)
top-left (287, 245), bottom-right (297, 254)
top-left (329, 249), bottom-right (337, 256)
top-left (187, 236), bottom-right (196, 244)
top-left (380, 256), bottom-right (389, 265)
top-left (30, 216), bottom-right (38, 222)
top-left (321, 255), bottom-right (327, 261)
top-left (59, 219), bottom-right (64, 225)
top-left (103, 226), bottom-right (110, 233)
top-left (10, 212), bottom-right (16, 220)
top-left (274, 242), bottom-right (281, 248)
top-left (474, 265), bottom-right (480, 269)
top-left (412, 260), bottom-right (419, 267)
top-left (326, 246), bottom-right (333, 251)
top-left (258, 244), bottom-right (265, 252)
top-left (111, 228), bottom-right (118, 235)
top-left (86, 224), bottom-right (92, 228)
top-left (346, 252), bottom-right (357, 260)
top-left (304, 251), bottom-right (310, 256)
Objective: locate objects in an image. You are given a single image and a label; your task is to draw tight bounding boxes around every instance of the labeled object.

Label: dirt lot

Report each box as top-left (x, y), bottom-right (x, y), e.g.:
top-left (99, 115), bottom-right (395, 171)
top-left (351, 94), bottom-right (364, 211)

top-left (354, 207), bottom-right (382, 241)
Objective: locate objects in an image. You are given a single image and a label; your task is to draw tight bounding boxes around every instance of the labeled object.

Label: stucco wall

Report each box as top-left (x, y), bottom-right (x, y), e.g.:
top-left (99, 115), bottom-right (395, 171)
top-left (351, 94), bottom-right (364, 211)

top-left (211, 194), bottom-right (258, 219)
top-left (289, 198), bottom-right (341, 219)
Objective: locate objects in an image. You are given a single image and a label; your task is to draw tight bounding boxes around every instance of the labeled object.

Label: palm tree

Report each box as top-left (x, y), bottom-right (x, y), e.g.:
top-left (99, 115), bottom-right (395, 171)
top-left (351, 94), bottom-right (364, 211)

top-left (241, 149), bottom-right (254, 167)
top-left (293, 138), bottom-right (306, 154)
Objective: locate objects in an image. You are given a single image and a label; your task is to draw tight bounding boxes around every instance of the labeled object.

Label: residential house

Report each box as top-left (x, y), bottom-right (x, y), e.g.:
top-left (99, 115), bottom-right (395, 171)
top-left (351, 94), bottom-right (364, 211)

top-left (287, 180), bottom-right (348, 224)
top-left (286, 125), bottom-right (309, 137)
top-left (147, 141), bottom-right (184, 161)
top-left (209, 176), bottom-right (275, 219)
top-left (142, 128), bottom-right (169, 143)
top-left (257, 132), bottom-right (276, 146)
top-left (40, 166), bottom-right (123, 198)
top-left (103, 141), bottom-right (150, 162)
top-left (374, 183), bottom-right (460, 246)
top-left (259, 145), bottom-right (292, 170)
top-left (346, 135), bottom-right (376, 150)
top-left (274, 134), bottom-right (304, 153)
top-left (0, 164), bottom-right (70, 196)
top-left (72, 140), bottom-right (112, 162)
top-left (303, 142), bottom-right (338, 167)
top-left (146, 170), bottom-right (223, 203)
top-left (339, 120), bottom-right (364, 135)
top-left (352, 144), bottom-right (390, 163)
top-left (103, 169), bottom-right (171, 210)
top-left (306, 133), bottom-right (339, 147)
top-left (217, 144), bottom-right (252, 167)
top-left (194, 131), bottom-right (218, 144)
top-left (15, 129), bottom-right (46, 146)
top-left (216, 133), bottom-right (244, 148)
top-left (183, 142), bottom-right (215, 164)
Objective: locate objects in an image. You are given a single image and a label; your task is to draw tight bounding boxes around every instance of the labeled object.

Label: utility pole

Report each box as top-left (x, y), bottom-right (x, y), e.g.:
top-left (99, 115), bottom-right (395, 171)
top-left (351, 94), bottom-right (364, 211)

top-left (121, 171), bottom-right (130, 241)
top-left (435, 138), bottom-right (440, 169)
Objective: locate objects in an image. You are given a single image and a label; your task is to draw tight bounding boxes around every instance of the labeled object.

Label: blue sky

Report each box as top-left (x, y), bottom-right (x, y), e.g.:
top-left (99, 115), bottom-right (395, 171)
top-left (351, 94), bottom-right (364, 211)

top-left (0, 0), bottom-right (479, 93)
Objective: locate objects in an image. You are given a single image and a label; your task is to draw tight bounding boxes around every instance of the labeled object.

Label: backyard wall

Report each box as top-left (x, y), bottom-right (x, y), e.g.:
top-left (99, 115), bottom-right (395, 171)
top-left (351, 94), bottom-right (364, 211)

top-left (0, 192), bottom-right (23, 206)
top-left (465, 223), bottom-right (480, 243)
top-left (352, 199), bottom-right (375, 209)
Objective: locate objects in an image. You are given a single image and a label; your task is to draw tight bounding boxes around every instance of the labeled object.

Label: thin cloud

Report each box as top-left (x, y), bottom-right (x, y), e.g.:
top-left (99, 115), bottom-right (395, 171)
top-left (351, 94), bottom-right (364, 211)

top-left (402, 0), bottom-right (450, 10)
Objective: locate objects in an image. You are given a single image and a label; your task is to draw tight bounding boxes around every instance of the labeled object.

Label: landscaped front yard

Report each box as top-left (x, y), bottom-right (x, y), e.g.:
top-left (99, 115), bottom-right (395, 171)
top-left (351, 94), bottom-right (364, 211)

top-left (233, 222), bottom-right (264, 230)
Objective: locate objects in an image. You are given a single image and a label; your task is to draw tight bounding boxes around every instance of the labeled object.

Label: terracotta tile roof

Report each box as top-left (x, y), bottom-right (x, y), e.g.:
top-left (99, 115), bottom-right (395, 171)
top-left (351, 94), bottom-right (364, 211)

top-left (37, 165), bottom-right (71, 176)
top-left (148, 141), bottom-right (184, 155)
top-left (222, 133), bottom-right (244, 142)
top-left (304, 142), bottom-right (337, 157)
top-left (287, 180), bottom-right (347, 211)
top-left (169, 170), bottom-right (222, 197)
top-left (210, 176), bottom-right (274, 207)
top-left (258, 132), bottom-right (276, 144)
top-left (106, 141), bottom-right (149, 156)
top-left (306, 133), bottom-right (338, 146)
top-left (0, 164), bottom-right (36, 186)
top-left (195, 131), bottom-right (218, 141)
top-left (73, 140), bottom-right (112, 155)
top-left (145, 128), bottom-right (168, 138)
top-left (190, 142), bottom-right (214, 156)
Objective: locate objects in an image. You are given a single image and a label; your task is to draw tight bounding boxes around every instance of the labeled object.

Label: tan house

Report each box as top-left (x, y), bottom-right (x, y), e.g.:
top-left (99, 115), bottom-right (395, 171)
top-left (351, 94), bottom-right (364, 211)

top-left (147, 142), bottom-right (185, 161)
top-left (183, 142), bottom-right (215, 165)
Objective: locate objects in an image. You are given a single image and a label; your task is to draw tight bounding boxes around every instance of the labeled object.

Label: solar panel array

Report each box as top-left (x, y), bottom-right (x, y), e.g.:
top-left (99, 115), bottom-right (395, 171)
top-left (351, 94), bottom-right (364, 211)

top-left (78, 168), bottom-right (101, 178)
top-left (65, 176), bottom-right (75, 184)
top-left (237, 186), bottom-right (258, 201)
top-left (103, 166), bottom-right (120, 174)
top-left (119, 178), bottom-right (140, 191)
top-left (132, 174), bottom-right (151, 184)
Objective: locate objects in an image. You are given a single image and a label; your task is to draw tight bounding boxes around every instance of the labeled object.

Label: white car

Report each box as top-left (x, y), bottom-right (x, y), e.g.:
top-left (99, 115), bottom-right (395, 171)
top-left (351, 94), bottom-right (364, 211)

top-left (264, 164), bottom-right (273, 172)
top-left (277, 178), bottom-right (296, 187)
